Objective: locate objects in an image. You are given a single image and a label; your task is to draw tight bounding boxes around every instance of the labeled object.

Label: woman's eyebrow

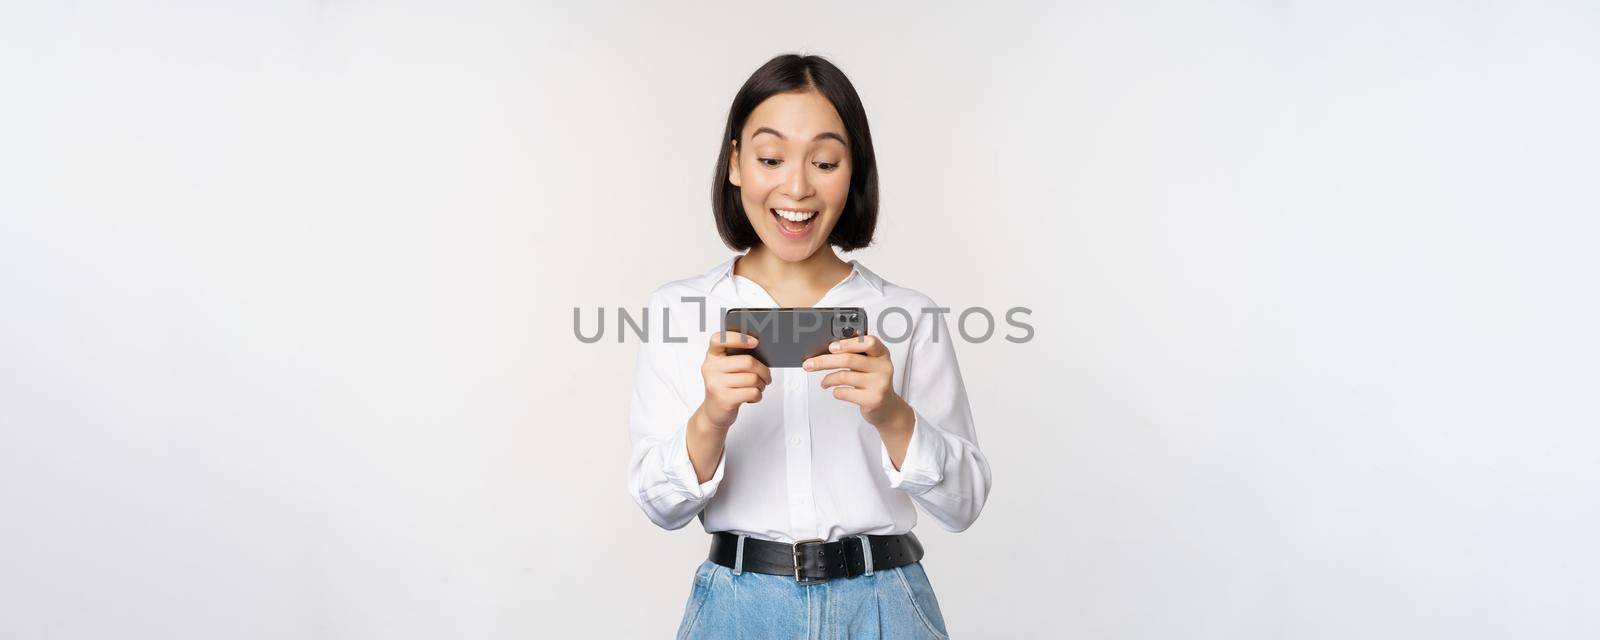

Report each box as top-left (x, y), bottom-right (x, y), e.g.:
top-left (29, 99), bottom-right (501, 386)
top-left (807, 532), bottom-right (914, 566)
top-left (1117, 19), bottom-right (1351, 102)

top-left (751, 127), bottom-right (849, 147)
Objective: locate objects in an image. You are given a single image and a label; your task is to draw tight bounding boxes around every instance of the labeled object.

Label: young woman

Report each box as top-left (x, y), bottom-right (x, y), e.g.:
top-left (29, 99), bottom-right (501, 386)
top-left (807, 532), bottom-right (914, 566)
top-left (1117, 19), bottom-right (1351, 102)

top-left (627, 54), bottom-right (993, 639)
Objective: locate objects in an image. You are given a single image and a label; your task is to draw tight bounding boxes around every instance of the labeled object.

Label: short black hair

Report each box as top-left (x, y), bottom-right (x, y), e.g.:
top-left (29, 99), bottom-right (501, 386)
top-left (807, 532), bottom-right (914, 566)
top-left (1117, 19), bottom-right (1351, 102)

top-left (712, 54), bottom-right (879, 252)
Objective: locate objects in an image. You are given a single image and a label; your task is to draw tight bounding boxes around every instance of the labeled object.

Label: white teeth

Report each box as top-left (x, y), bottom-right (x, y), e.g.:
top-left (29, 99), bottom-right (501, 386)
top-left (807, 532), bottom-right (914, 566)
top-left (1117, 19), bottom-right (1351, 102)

top-left (773, 209), bottom-right (817, 222)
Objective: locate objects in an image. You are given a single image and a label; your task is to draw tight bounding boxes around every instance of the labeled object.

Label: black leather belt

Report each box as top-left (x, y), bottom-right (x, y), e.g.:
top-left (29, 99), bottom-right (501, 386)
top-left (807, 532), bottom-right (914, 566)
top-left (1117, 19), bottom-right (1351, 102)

top-left (708, 531), bottom-right (924, 585)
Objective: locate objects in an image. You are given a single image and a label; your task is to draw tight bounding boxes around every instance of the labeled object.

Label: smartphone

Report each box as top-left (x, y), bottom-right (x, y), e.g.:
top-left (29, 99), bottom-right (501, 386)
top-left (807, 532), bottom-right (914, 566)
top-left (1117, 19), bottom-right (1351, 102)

top-left (722, 307), bottom-right (869, 368)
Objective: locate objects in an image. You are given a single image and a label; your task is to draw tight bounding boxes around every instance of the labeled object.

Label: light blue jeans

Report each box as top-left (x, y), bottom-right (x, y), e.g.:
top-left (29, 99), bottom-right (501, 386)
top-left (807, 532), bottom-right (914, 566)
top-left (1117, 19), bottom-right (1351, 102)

top-left (675, 556), bottom-right (951, 639)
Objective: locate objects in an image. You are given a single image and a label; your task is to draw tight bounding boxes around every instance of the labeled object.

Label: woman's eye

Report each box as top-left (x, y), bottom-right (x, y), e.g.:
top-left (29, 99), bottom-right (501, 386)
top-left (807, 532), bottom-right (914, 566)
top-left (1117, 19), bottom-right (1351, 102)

top-left (758, 158), bottom-right (781, 167)
top-left (814, 161), bottom-right (839, 171)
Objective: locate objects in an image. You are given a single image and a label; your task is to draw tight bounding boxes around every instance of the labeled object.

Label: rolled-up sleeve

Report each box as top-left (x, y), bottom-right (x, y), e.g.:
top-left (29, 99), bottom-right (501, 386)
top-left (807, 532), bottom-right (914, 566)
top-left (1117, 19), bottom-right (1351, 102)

top-left (879, 301), bottom-right (993, 532)
top-left (626, 292), bottom-right (725, 530)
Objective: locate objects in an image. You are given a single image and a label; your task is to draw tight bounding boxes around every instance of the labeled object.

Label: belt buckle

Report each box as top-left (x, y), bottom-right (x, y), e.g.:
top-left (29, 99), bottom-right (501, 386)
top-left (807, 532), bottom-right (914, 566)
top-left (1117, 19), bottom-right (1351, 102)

top-left (791, 538), bottom-right (827, 586)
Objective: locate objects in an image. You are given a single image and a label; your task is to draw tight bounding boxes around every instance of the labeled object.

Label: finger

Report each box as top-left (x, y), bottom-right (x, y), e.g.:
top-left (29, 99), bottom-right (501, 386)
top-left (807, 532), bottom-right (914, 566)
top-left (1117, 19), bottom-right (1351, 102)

top-left (713, 371), bottom-right (766, 392)
top-left (801, 353), bottom-right (873, 373)
top-left (717, 355), bottom-right (772, 385)
top-left (714, 354), bottom-right (757, 371)
top-left (731, 386), bottom-right (763, 404)
top-left (720, 372), bottom-right (764, 389)
top-left (820, 370), bottom-right (871, 390)
top-left (708, 331), bottom-right (758, 356)
top-left (829, 334), bottom-right (886, 357)
top-left (830, 385), bottom-right (869, 406)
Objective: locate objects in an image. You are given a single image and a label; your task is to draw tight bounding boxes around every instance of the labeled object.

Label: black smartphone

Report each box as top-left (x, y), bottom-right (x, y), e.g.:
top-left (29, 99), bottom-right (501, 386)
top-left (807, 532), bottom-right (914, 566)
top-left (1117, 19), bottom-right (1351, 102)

top-left (722, 307), bottom-right (869, 368)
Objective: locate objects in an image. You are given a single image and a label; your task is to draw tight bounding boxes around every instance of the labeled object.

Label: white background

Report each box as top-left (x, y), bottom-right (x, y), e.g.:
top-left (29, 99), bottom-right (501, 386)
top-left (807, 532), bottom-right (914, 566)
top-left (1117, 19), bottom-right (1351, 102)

top-left (2, 1), bottom-right (1597, 638)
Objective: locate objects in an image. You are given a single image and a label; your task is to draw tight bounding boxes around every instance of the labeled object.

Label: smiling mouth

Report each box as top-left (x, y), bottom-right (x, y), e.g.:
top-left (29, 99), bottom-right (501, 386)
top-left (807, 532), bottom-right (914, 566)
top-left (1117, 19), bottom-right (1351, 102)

top-left (770, 208), bottom-right (817, 237)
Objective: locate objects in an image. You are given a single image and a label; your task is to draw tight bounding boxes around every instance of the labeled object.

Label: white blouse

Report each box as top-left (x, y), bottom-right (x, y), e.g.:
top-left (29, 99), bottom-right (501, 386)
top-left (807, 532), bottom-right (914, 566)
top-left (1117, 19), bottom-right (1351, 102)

top-left (625, 256), bottom-right (993, 544)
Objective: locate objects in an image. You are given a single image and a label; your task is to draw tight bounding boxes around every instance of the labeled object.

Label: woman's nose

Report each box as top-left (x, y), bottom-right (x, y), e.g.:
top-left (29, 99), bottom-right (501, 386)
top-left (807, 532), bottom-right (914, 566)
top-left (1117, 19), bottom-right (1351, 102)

top-left (782, 163), bottom-right (813, 200)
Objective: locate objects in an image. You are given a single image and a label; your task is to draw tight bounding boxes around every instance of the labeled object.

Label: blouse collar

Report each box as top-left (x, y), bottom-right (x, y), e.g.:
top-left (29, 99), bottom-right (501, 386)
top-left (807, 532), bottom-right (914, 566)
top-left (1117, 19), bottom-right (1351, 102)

top-left (699, 253), bottom-right (886, 299)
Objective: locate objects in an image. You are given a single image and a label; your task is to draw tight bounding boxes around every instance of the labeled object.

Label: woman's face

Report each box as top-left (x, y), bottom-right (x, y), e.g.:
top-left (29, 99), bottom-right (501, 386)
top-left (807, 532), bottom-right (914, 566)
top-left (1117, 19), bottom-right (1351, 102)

top-left (728, 90), bottom-right (852, 262)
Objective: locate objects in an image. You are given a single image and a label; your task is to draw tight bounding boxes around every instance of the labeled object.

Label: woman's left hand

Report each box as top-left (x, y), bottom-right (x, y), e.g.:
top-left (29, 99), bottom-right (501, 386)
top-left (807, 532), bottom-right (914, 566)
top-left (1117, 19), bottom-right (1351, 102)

top-left (803, 335), bottom-right (913, 434)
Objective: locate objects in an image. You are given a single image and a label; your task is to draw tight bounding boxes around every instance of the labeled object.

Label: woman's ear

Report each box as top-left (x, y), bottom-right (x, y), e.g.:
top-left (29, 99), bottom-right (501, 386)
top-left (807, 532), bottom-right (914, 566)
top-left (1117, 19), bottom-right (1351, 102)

top-left (727, 139), bottom-right (741, 187)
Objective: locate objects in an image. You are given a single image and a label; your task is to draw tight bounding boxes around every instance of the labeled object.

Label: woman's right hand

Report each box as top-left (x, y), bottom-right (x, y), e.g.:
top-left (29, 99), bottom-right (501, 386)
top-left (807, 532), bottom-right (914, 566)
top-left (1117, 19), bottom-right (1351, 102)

top-left (698, 331), bottom-right (773, 430)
